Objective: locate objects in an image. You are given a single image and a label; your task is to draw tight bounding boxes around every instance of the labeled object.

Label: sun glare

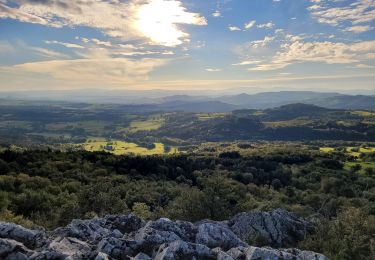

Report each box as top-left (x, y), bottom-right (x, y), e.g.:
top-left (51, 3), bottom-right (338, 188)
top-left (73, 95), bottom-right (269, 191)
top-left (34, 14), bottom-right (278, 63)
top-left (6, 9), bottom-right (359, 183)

top-left (136, 0), bottom-right (206, 47)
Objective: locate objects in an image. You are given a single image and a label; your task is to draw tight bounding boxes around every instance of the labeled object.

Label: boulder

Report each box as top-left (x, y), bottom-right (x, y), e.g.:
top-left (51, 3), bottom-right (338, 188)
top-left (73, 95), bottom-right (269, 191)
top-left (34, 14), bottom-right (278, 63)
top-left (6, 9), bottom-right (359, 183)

top-left (196, 221), bottom-right (247, 250)
top-left (226, 246), bottom-right (247, 260)
top-left (228, 208), bottom-right (312, 247)
top-left (95, 252), bottom-right (111, 260)
top-left (131, 252), bottom-right (152, 260)
top-left (52, 218), bottom-right (110, 243)
top-left (245, 246), bottom-right (296, 260)
top-left (30, 250), bottom-right (68, 260)
top-left (154, 240), bottom-right (216, 260)
top-left (98, 237), bottom-right (138, 260)
top-left (104, 214), bottom-right (145, 234)
top-left (0, 238), bottom-right (35, 260)
top-left (283, 248), bottom-right (328, 260)
top-left (212, 248), bottom-right (235, 260)
top-left (134, 224), bottom-right (181, 254)
top-left (0, 222), bottom-right (46, 249)
top-left (134, 218), bottom-right (196, 254)
top-left (47, 236), bottom-right (94, 259)
top-left (52, 214), bottom-right (144, 244)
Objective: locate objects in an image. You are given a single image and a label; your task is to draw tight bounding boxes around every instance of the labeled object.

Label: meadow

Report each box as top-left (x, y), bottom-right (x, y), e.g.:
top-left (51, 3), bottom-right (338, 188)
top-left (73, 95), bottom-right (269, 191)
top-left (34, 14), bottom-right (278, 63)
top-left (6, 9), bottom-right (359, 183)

top-left (126, 117), bottom-right (165, 133)
top-left (82, 138), bottom-right (178, 155)
top-left (320, 145), bottom-right (375, 174)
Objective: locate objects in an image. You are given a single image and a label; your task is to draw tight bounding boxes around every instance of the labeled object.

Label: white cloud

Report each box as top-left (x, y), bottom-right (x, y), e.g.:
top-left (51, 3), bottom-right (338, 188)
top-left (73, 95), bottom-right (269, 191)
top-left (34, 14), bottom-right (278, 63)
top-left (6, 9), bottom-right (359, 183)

top-left (344, 25), bottom-right (373, 33)
top-left (249, 40), bottom-right (375, 71)
top-left (249, 36), bottom-right (275, 48)
top-left (29, 47), bottom-right (69, 59)
top-left (0, 0), bottom-right (207, 47)
top-left (45, 40), bottom-right (85, 49)
top-left (228, 26), bottom-right (241, 31)
top-left (307, 5), bottom-right (323, 11)
top-left (309, 0), bottom-right (375, 26)
top-left (0, 40), bottom-right (69, 59)
top-left (257, 22), bottom-right (275, 29)
top-left (91, 38), bottom-right (112, 47)
top-left (0, 2), bottom-right (50, 25)
top-left (234, 29), bottom-right (375, 71)
top-left (244, 20), bottom-right (256, 30)
top-left (205, 68), bottom-right (221, 72)
top-left (0, 56), bottom-right (166, 85)
top-left (354, 63), bottom-right (374, 68)
top-left (212, 10), bottom-right (221, 17)
top-left (232, 60), bottom-right (261, 66)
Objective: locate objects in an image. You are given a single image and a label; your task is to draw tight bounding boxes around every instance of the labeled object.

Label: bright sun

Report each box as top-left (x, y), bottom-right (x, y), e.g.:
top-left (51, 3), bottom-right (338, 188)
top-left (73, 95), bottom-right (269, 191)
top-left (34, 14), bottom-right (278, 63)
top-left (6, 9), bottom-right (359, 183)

top-left (136, 0), bottom-right (206, 47)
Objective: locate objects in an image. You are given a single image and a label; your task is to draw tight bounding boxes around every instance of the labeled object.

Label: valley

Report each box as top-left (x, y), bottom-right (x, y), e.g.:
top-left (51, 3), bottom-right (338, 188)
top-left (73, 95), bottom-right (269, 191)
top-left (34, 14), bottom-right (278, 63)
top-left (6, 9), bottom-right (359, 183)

top-left (0, 96), bottom-right (374, 259)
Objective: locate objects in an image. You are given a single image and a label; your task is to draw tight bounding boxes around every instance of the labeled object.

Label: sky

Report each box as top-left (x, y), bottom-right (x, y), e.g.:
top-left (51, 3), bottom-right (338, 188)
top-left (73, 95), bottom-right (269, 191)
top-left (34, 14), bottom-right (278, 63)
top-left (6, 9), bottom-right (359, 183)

top-left (0, 0), bottom-right (374, 93)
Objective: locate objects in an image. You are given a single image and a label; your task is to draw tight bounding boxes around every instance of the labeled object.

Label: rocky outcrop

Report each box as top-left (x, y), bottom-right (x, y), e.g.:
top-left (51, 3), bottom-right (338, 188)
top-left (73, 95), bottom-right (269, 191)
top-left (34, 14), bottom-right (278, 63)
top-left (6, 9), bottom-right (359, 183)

top-left (195, 221), bottom-right (247, 250)
top-left (227, 208), bottom-right (313, 247)
top-left (0, 209), bottom-right (327, 260)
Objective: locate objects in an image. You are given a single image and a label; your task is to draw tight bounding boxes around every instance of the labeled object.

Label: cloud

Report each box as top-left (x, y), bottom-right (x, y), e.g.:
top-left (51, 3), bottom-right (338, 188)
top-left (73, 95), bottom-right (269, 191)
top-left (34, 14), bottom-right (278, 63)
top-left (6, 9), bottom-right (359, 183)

top-left (91, 38), bottom-right (112, 47)
top-left (309, 0), bottom-right (375, 26)
top-left (0, 40), bottom-right (69, 59)
top-left (244, 20), bottom-right (256, 30)
top-left (45, 40), bottom-right (85, 49)
top-left (249, 40), bottom-right (375, 71)
top-left (354, 63), bottom-right (374, 68)
top-left (344, 25), bottom-right (373, 33)
top-left (0, 38), bottom-right (169, 88)
top-left (205, 68), bottom-right (221, 72)
top-left (29, 46), bottom-right (69, 59)
top-left (228, 26), bottom-right (241, 31)
top-left (249, 36), bottom-right (275, 48)
top-left (257, 22), bottom-right (274, 29)
top-left (0, 2), bottom-right (50, 25)
top-left (0, 56), bottom-right (166, 86)
top-left (0, 0), bottom-right (207, 47)
top-left (232, 60), bottom-right (261, 66)
top-left (212, 10), bottom-right (221, 17)
top-left (234, 30), bottom-right (375, 71)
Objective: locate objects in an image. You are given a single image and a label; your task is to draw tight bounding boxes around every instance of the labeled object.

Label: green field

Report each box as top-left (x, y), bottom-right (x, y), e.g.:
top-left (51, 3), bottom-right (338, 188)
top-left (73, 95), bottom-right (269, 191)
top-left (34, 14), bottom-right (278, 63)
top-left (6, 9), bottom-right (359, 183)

top-left (82, 138), bottom-right (178, 155)
top-left (346, 147), bottom-right (375, 157)
top-left (320, 146), bottom-right (375, 174)
top-left (127, 118), bottom-right (165, 133)
top-left (197, 113), bottom-right (228, 121)
top-left (264, 119), bottom-right (312, 128)
top-left (320, 146), bottom-right (375, 155)
top-left (351, 111), bottom-right (375, 125)
top-left (320, 147), bottom-right (335, 153)
top-left (351, 111), bottom-right (375, 117)
top-left (344, 161), bottom-right (375, 174)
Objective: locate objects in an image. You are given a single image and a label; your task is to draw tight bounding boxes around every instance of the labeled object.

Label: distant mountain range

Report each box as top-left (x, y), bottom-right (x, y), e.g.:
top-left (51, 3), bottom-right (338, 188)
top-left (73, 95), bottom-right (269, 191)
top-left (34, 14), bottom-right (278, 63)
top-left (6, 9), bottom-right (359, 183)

top-left (1, 90), bottom-right (374, 112)
top-left (151, 92), bottom-right (375, 112)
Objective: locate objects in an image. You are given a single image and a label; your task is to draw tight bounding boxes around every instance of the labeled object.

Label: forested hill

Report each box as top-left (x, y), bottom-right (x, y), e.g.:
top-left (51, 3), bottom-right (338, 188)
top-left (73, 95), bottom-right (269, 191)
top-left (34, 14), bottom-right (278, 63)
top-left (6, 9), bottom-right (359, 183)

top-left (0, 101), bottom-right (374, 147)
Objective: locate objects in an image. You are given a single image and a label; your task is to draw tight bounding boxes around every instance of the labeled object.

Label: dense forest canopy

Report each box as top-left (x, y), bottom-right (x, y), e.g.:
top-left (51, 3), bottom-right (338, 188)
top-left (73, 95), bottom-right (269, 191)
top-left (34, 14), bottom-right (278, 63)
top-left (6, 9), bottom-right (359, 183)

top-left (0, 142), bottom-right (374, 258)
